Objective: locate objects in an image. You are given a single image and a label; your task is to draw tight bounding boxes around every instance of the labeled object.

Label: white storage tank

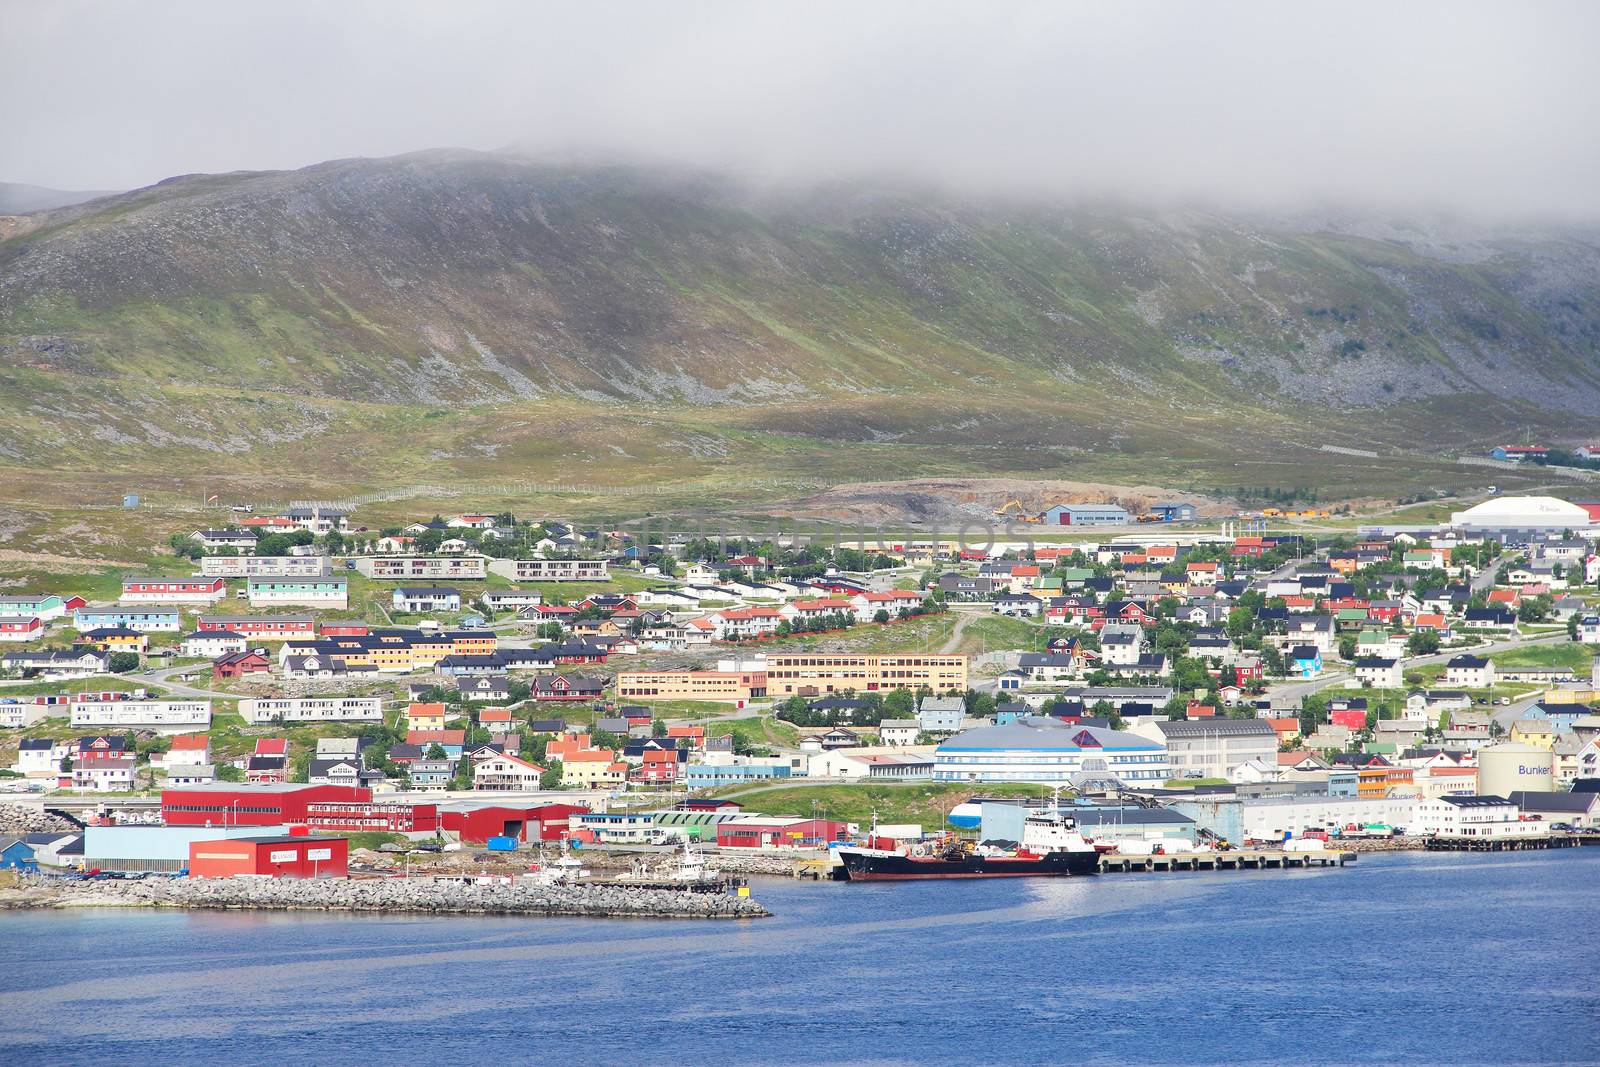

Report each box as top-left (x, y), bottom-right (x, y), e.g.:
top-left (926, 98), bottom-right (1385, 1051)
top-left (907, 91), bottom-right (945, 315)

top-left (1476, 743), bottom-right (1555, 796)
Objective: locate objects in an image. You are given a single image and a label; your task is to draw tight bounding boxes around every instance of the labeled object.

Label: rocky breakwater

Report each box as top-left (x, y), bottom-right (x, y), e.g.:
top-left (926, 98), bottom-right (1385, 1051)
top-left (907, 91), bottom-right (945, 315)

top-left (0, 803), bottom-right (79, 834)
top-left (0, 876), bottom-right (770, 919)
top-left (1337, 836), bottom-right (1426, 853)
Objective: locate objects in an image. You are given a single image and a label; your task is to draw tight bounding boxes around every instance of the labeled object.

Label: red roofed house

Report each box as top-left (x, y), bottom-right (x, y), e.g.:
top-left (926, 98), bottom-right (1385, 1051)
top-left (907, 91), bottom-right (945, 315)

top-left (853, 590), bottom-right (926, 618)
top-left (159, 733), bottom-right (211, 769)
top-left (782, 598), bottom-right (858, 626)
top-left (247, 738), bottom-right (290, 784)
top-left (477, 707), bottom-right (514, 731)
top-left (408, 729), bottom-right (467, 758)
top-left (1267, 717), bottom-right (1301, 744)
top-left (666, 724), bottom-right (706, 751)
top-left (1231, 537), bottom-right (1268, 558)
top-left (703, 606), bottom-right (783, 641)
top-left (1329, 709), bottom-right (1367, 731)
top-left (1008, 564), bottom-right (1041, 592)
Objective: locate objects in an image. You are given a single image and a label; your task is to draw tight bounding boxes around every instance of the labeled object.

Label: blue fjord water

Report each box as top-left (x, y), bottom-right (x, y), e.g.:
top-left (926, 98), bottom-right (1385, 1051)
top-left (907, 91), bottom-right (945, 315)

top-left (1, 849), bottom-right (1596, 1066)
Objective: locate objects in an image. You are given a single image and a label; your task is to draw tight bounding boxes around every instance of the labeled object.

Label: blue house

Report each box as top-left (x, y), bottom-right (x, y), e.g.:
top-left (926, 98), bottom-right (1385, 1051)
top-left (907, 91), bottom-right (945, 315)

top-left (993, 701), bottom-right (1030, 726)
top-left (1521, 702), bottom-right (1585, 730)
top-left (73, 608), bottom-right (181, 633)
top-left (0, 836), bottom-right (39, 871)
top-left (1288, 645), bottom-right (1324, 678)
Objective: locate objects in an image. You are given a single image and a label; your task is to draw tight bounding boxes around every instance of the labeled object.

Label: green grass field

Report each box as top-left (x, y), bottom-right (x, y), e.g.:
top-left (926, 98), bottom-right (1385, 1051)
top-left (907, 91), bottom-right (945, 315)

top-left (704, 715), bottom-right (801, 749)
top-left (1491, 643), bottom-right (1594, 671)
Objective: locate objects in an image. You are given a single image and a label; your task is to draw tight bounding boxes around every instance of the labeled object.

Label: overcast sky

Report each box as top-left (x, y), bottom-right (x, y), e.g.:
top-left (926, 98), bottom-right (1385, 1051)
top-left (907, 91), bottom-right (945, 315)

top-left (6, 0), bottom-right (1599, 220)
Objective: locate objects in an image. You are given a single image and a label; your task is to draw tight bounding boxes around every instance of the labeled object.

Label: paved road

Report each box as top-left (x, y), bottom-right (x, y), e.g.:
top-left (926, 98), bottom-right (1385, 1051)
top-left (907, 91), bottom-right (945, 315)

top-left (134, 663), bottom-right (250, 700)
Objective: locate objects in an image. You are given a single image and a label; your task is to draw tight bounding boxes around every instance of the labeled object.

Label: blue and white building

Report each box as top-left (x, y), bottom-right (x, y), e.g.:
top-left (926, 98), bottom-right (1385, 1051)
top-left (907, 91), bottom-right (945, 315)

top-left (684, 762), bottom-right (792, 789)
top-left (1038, 504), bottom-right (1131, 527)
top-left (73, 608), bottom-right (181, 633)
top-left (933, 717), bottom-right (1170, 785)
top-left (0, 594), bottom-right (67, 620)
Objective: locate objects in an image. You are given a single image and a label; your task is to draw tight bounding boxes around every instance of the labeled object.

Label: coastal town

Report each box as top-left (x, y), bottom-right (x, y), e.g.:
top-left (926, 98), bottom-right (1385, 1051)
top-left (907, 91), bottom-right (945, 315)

top-left (3, 488), bottom-right (1600, 911)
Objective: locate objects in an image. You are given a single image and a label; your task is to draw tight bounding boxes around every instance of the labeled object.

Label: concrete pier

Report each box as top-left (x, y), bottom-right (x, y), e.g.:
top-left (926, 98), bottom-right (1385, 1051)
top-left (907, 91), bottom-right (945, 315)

top-left (1096, 849), bottom-right (1355, 873)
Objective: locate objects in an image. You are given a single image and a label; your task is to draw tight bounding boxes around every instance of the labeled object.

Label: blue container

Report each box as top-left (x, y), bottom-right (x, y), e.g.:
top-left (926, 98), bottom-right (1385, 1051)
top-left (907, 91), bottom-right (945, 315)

top-left (486, 836), bottom-right (518, 852)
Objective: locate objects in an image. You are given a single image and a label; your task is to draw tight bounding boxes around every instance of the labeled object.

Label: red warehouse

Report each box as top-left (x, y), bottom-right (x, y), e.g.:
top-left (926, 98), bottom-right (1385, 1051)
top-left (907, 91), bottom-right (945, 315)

top-left (162, 783), bottom-right (371, 827)
top-left (715, 818), bottom-right (847, 849)
top-left (440, 803), bottom-right (590, 844)
top-left (306, 801), bottom-right (440, 834)
top-left (188, 835), bottom-right (348, 879)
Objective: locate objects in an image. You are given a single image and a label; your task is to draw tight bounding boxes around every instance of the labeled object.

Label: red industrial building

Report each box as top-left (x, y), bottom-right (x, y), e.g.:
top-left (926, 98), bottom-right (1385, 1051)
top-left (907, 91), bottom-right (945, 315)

top-left (440, 803), bottom-right (590, 844)
top-left (161, 784), bottom-right (371, 827)
top-left (306, 800), bottom-right (440, 834)
top-left (188, 835), bottom-right (348, 879)
top-left (715, 818), bottom-right (847, 849)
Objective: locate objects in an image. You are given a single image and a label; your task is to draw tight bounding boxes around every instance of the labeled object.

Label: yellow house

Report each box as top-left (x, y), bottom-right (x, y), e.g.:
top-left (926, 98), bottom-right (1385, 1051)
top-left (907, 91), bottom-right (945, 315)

top-left (560, 750), bottom-right (627, 789)
top-left (407, 702), bottom-right (448, 732)
top-left (1510, 719), bottom-right (1556, 750)
top-left (80, 628), bottom-right (149, 654)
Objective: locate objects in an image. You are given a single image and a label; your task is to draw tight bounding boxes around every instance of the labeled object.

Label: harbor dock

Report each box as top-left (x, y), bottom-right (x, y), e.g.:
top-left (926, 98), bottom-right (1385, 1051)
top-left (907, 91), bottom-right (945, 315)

top-left (1096, 848), bottom-right (1355, 873)
top-left (1422, 834), bottom-right (1587, 853)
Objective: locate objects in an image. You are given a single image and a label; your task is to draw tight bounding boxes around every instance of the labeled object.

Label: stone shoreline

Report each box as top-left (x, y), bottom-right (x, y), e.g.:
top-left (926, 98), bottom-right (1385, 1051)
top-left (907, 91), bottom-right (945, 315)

top-left (0, 876), bottom-right (770, 919)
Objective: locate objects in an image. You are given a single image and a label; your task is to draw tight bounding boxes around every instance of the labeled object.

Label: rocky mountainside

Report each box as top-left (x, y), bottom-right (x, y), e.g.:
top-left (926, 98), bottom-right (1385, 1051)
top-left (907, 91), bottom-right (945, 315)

top-left (1, 149), bottom-right (1597, 487)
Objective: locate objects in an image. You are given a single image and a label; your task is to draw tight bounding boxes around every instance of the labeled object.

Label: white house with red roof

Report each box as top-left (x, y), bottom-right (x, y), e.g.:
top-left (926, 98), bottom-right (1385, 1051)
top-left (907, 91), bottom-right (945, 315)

top-left (851, 590), bottom-right (926, 618)
top-left (695, 606), bottom-right (784, 640)
top-left (780, 597), bottom-right (861, 625)
top-left (156, 733), bottom-right (211, 769)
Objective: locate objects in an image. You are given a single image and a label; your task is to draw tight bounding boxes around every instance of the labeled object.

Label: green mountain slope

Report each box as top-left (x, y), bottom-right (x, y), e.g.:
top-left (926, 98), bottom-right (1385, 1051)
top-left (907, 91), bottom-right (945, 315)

top-left (2, 149), bottom-right (1598, 498)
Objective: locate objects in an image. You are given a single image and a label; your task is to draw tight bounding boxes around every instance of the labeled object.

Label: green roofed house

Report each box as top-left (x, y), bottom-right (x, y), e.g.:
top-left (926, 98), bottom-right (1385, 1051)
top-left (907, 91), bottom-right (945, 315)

top-left (1336, 607), bottom-right (1371, 629)
top-left (1054, 568), bottom-right (1096, 589)
top-left (1357, 629), bottom-right (1406, 657)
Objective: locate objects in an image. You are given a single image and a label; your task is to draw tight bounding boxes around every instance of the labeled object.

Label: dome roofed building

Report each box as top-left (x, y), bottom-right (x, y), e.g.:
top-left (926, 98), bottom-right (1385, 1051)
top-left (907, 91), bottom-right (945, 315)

top-left (1449, 496), bottom-right (1593, 531)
